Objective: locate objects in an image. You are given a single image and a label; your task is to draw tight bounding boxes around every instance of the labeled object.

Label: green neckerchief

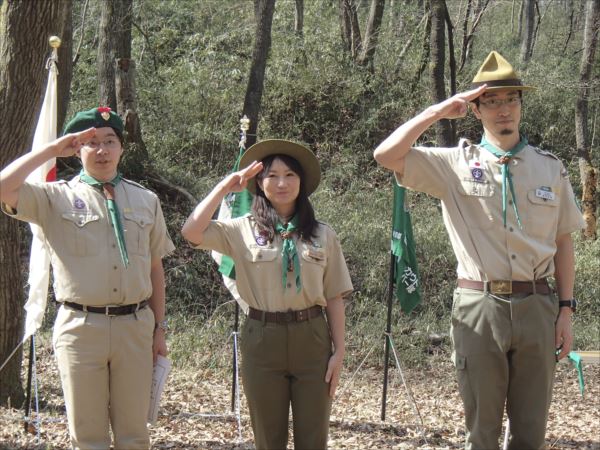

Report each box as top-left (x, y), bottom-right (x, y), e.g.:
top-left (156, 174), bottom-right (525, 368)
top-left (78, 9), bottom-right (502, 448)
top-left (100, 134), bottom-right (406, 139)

top-left (79, 170), bottom-right (129, 267)
top-left (275, 216), bottom-right (301, 293)
top-left (480, 135), bottom-right (528, 228)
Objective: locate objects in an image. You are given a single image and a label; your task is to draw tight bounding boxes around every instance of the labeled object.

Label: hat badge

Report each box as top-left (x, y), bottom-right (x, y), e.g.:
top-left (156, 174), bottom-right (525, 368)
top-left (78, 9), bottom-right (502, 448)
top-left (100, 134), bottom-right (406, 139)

top-left (98, 106), bottom-right (111, 121)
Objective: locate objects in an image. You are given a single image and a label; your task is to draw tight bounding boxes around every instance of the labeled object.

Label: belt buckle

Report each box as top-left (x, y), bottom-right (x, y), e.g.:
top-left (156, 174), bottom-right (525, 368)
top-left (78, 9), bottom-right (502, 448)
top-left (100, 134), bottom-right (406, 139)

top-left (282, 311), bottom-right (294, 323)
top-left (490, 280), bottom-right (512, 295)
top-left (105, 306), bottom-right (117, 317)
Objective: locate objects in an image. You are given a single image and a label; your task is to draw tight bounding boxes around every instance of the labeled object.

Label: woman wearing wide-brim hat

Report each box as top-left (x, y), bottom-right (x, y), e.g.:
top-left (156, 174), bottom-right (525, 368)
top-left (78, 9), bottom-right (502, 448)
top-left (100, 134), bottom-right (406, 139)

top-left (182, 139), bottom-right (353, 449)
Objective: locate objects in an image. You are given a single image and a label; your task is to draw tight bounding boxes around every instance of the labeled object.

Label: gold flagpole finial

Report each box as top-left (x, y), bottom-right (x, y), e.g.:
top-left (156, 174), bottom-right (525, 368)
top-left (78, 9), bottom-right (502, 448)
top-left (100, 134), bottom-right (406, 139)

top-left (49, 36), bottom-right (62, 49)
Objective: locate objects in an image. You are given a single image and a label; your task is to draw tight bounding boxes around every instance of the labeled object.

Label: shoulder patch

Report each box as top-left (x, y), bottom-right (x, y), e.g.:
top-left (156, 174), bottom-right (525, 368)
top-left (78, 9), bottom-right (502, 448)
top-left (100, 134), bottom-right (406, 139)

top-left (533, 147), bottom-right (560, 161)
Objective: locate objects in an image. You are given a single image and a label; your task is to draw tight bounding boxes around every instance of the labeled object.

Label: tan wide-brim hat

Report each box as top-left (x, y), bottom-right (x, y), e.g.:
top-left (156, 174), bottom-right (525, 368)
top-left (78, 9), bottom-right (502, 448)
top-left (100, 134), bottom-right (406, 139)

top-left (239, 139), bottom-right (321, 195)
top-left (471, 51), bottom-right (535, 92)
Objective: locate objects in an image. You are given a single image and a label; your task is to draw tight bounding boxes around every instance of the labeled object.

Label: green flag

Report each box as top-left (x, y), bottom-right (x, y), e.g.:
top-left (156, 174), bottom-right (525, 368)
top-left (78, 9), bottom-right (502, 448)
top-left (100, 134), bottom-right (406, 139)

top-left (214, 145), bottom-right (253, 279)
top-left (390, 183), bottom-right (421, 313)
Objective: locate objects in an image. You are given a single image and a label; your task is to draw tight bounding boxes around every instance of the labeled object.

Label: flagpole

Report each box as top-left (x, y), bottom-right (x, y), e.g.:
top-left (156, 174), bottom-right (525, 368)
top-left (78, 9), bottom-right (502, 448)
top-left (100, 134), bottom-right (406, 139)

top-left (22, 35), bottom-right (61, 433)
top-left (230, 115), bottom-right (250, 412)
top-left (381, 250), bottom-right (396, 421)
top-left (231, 301), bottom-right (240, 412)
top-left (23, 336), bottom-right (34, 432)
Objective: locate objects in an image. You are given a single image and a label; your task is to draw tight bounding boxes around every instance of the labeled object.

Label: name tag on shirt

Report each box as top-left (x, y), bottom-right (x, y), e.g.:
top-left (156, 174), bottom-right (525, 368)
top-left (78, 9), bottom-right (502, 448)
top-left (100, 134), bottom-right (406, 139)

top-left (535, 187), bottom-right (555, 201)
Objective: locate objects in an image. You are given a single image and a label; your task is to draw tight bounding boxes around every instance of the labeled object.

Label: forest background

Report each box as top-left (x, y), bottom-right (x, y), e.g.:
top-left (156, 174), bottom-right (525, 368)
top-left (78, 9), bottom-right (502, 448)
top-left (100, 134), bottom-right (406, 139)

top-left (0, 0), bottom-right (598, 448)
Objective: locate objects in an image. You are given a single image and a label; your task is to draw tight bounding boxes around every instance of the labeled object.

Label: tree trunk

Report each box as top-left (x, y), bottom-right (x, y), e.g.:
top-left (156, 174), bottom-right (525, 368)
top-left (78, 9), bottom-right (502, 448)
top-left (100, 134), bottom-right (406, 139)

top-left (57, 1), bottom-right (73, 135)
top-left (338, 0), bottom-right (363, 58)
top-left (413, 2), bottom-right (432, 88)
top-left (0, 0), bottom-right (69, 408)
top-left (575, 0), bottom-right (599, 240)
top-left (98, 0), bottom-right (132, 109)
top-left (294, 0), bottom-right (304, 37)
top-left (520, 0), bottom-right (535, 64)
top-left (115, 59), bottom-right (149, 177)
top-left (357, 0), bottom-right (386, 70)
top-left (430, 0), bottom-right (454, 147)
top-left (243, 0), bottom-right (277, 147)
top-left (339, 0), bottom-right (352, 52)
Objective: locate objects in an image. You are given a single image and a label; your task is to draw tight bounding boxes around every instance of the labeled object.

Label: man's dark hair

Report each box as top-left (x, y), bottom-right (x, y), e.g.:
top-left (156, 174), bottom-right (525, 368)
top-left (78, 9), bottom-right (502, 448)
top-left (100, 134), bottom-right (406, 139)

top-left (472, 90), bottom-right (523, 107)
top-left (252, 154), bottom-right (318, 242)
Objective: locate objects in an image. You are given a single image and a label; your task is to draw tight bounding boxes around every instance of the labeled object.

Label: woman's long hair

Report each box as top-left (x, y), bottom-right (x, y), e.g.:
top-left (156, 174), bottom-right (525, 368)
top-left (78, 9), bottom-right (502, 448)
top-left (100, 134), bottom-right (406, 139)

top-left (252, 154), bottom-right (318, 242)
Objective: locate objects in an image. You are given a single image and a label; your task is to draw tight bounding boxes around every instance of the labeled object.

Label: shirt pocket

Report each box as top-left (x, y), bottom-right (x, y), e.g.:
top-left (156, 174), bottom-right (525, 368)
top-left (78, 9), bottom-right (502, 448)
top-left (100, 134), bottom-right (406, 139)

top-left (123, 211), bottom-right (154, 256)
top-left (243, 245), bottom-right (279, 263)
top-left (456, 180), bottom-right (496, 230)
top-left (522, 189), bottom-right (559, 238)
top-left (61, 211), bottom-right (101, 256)
top-left (299, 243), bottom-right (327, 292)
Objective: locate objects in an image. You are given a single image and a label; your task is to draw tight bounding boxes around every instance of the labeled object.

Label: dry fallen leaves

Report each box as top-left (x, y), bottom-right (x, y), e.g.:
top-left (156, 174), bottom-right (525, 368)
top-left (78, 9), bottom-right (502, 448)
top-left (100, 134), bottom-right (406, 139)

top-left (1, 339), bottom-right (599, 449)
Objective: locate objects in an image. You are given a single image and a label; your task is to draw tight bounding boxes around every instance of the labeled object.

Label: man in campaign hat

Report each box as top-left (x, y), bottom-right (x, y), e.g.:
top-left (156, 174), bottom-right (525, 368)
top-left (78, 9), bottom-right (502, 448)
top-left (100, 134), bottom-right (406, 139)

top-left (0, 107), bottom-right (174, 449)
top-left (374, 51), bottom-right (584, 449)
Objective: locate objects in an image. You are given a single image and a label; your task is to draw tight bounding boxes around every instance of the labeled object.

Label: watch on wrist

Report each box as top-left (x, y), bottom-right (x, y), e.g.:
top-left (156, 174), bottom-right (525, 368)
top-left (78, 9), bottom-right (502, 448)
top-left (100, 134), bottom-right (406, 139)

top-left (558, 299), bottom-right (577, 313)
top-left (154, 319), bottom-right (169, 333)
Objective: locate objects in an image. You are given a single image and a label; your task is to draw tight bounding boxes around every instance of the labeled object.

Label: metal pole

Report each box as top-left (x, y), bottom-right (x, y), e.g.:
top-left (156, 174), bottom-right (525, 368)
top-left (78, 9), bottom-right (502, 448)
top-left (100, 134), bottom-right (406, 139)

top-left (23, 335), bottom-right (34, 432)
top-left (381, 251), bottom-right (396, 421)
top-left (231, 301), bottom-right (240, 412)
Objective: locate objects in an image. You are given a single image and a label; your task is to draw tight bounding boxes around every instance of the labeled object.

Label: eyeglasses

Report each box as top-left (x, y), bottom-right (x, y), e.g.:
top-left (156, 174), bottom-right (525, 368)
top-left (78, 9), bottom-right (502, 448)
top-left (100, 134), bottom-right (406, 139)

top-left (82, 138), bottom-right (121, 150)
top-left (479, 97), bottom-right (521, 109)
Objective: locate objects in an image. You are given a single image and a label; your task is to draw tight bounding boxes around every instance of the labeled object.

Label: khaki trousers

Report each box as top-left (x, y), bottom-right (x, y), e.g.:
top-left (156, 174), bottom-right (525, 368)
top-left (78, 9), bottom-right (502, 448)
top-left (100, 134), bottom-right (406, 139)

top-left (53, 304), bottom-right (154, 450)
top-left (241, 313), bottom-right (332, 450)
top-left (451, 288), bottom-right (558, 450)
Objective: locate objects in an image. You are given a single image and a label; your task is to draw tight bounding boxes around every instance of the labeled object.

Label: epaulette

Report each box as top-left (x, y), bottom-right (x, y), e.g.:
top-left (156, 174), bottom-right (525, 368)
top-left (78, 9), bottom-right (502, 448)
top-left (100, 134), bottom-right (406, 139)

top-left (458, 138), bottom-right (473, 149)
top-left (533, 147), bottom-right (560, 161)
top-left (121, 178), bottom-right (152, 191)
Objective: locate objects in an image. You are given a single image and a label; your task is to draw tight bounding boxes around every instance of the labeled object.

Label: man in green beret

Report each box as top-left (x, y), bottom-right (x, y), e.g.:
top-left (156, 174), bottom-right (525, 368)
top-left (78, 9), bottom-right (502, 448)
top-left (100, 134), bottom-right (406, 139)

top-left (374, 51), bottom-right (584, 449)
top-left (0, 107), bottom-right (174, 449)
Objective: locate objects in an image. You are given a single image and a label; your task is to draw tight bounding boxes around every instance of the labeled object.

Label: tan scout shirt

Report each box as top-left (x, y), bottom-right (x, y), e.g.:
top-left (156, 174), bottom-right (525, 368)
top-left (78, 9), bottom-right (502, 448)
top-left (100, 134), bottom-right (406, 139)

top-left (194, 215), bottom-right (353, 312)
top-left (2, 176), bottom-right (175, 305)
top-left (397, 139), bottom-right (584, 281)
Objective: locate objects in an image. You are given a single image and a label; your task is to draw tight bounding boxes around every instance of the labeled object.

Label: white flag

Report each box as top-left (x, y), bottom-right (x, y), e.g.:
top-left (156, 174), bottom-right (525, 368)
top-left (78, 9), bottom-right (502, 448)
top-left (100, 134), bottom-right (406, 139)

top-left (22, 53), bottom-right (58, 342)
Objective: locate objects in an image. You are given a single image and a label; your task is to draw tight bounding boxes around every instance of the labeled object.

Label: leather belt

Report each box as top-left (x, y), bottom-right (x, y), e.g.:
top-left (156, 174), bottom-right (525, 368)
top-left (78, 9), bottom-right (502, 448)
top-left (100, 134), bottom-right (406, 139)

top-left (62, 299), bottom-right (149, 316)
top-left (248, 305), bottom-right (323, 324)
top-left (457, 279), bottom-right (551, 295)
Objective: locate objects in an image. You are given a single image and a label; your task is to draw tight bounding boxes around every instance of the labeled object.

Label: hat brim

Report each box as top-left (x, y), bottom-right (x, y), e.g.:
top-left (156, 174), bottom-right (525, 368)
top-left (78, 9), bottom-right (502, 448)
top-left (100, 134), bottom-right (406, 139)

top-left (481, 85), bottom-right (536, 92)
top-left (239, 139), bottom-right (321, 195)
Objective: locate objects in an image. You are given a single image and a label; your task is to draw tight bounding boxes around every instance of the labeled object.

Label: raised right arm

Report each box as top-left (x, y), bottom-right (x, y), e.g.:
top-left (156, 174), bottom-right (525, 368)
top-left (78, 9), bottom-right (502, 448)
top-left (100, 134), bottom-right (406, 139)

top-left (373, 85), bottom-right (487, 175)
top-left (0, 129), bottom-right (95, 209)
top-left (181, 161), bottom-right (263, 246)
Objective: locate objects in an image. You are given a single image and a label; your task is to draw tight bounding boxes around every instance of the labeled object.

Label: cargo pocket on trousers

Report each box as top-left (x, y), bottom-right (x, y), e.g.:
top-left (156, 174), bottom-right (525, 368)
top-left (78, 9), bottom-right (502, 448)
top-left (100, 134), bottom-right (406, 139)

top-left (453, 353), bottom-right (475, 413)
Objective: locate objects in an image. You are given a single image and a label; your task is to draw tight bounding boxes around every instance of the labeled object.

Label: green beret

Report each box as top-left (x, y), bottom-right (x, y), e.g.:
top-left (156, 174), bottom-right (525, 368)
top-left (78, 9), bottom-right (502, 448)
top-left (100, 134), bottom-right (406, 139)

top-left (63, 107), bottom-right (124, 136)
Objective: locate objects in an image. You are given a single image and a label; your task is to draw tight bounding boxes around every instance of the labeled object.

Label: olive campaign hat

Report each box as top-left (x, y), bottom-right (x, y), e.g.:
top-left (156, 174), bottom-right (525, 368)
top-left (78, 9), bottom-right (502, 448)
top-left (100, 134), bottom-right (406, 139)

top-left (471, 51), bottom-right (535, 92)
top-left (239, 139), bottom-right (321, 195)
top-left (63, 106), bottom-right (124, 136)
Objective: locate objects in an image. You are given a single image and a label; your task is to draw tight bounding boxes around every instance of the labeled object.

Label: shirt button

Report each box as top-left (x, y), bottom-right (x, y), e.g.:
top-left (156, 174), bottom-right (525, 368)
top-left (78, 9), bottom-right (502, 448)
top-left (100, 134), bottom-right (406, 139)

top-left (257, 253), bottom-right (263, 259)
top-left (511, 254), bottom-right (516, 260)
top-left (508, 199), bottom-right (513, 205)
top-left (113, 288), bottom-right (117, 292)
top-left (113, 265), bottom-right (118, 270)
top-left (509, 227), bottom-right (514, 232)
top-left (112, 244), bottom-right (116, 248)
top-left (287, 283), bottom-right (292, 288)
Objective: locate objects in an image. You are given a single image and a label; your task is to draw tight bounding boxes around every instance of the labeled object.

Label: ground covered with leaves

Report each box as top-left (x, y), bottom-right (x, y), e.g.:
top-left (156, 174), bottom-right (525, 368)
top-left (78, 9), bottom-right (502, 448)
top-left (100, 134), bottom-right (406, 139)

top-left (1, 338), bottom-right (599, 450)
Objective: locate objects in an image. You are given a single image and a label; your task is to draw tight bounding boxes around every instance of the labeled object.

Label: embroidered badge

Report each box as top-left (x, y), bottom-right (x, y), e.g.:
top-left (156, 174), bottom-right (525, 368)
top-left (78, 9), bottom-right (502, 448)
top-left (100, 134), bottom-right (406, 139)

top-left (73, 198), bottom-right (86, 209)
top-left (471, 167), bottom-right (484, 181)
top-left (255, 230), bottom-right (269, 246)
top-left (98, 106), bottom-right (111, 121)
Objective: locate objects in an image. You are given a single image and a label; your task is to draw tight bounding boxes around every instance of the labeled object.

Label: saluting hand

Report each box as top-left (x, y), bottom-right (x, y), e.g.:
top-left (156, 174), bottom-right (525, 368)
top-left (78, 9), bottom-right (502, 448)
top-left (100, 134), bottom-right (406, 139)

top-left (52, 127), bottom-right (97, 158)
top-left (430, 84), bottom-right (488, 120)
top-left (220, 160), bottom-right (263, 193)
